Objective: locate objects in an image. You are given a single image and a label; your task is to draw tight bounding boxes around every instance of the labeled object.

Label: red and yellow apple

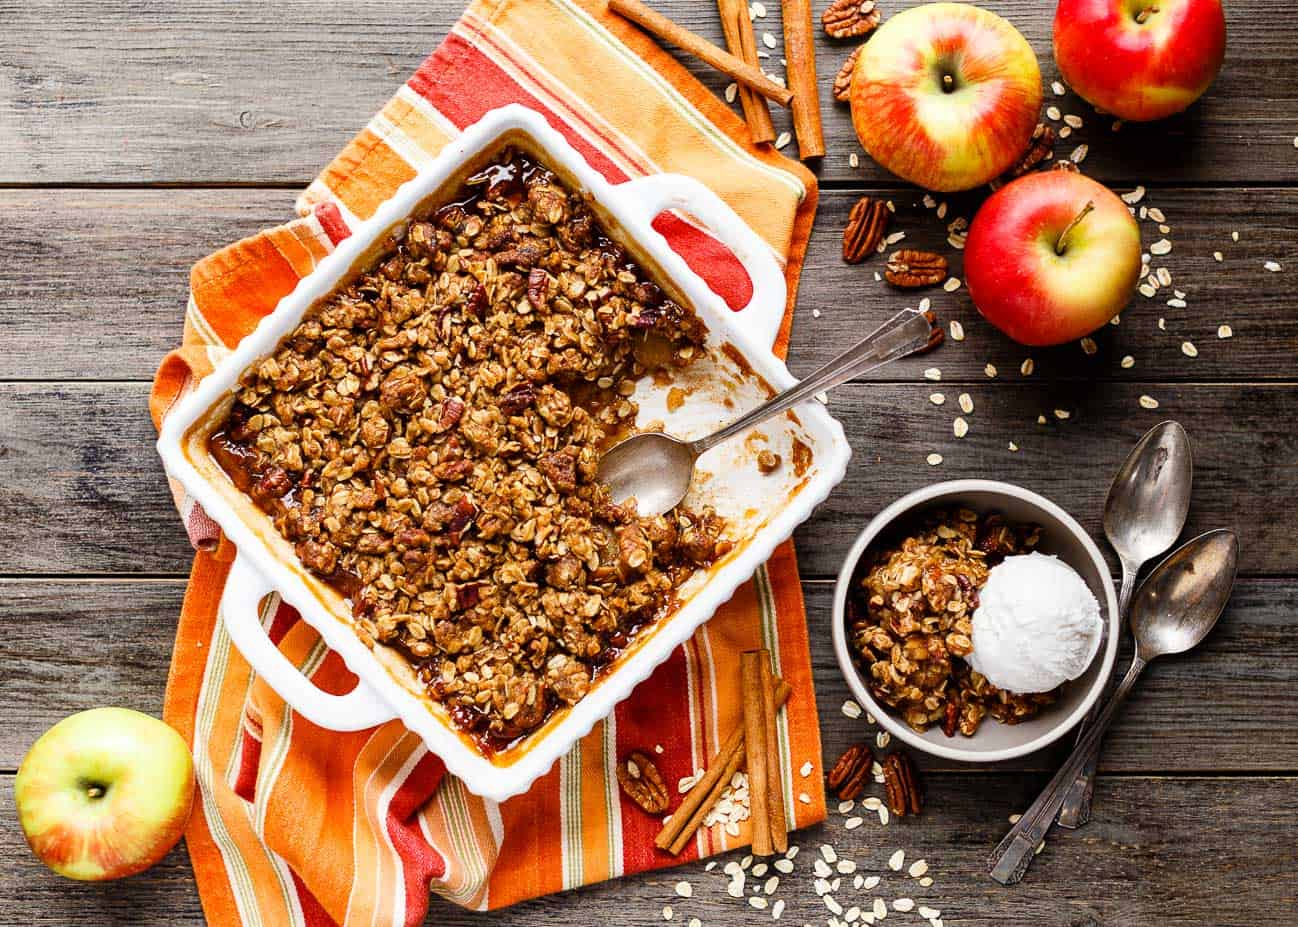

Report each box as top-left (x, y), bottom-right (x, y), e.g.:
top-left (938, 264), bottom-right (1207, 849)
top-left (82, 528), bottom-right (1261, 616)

top-left (1054, 0), bottom-right (1226, 122)
top-left (850, 2), bottom-right (1042, 192)
top-left (16, 707), bottom-right (196, 881)
top-left (964, 170), bottom-right (1142, 346)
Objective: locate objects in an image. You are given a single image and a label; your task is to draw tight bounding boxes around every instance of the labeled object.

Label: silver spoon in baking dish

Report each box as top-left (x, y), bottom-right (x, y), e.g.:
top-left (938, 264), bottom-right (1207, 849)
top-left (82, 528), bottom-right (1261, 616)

top-left (597, 307), bottom-right (940, 517)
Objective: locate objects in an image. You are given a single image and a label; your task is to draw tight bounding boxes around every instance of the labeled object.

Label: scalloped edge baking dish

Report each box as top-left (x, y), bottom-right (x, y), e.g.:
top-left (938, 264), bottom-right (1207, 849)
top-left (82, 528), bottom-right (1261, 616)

top-left (157, 105), bottom-right (850, 802)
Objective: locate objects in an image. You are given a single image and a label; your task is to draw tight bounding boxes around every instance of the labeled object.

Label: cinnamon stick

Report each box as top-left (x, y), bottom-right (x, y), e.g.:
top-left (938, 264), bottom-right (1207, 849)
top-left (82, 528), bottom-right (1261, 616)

top-left (656, 679), bottom-right (792, 855)
top-left (780, 0), bottom-right (825, 158)
top-left (609, 0), bottom-right (795, 107)
top-left (741, 651), bottom-right (772, 855)
top-left (759, 656), bottom-right (789, 853)
top-left (717, 0), bottom-right (775, 143)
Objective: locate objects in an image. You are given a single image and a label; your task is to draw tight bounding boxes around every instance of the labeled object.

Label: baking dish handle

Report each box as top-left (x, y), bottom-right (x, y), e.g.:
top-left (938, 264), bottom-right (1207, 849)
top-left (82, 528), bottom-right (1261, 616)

top-left (616, 173), bottom-right (788, 352)
top-left (220, 552), bottom-right (399, 731)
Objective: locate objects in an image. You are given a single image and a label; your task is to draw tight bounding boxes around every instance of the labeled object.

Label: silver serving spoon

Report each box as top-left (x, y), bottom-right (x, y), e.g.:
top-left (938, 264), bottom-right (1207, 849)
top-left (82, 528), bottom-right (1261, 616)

top-left (598, 307), bottom-right (939, 516)
top-left (1056, 421), bottom-right (1193, 829)
top-left (988, 528), bottom-right (1238, 885)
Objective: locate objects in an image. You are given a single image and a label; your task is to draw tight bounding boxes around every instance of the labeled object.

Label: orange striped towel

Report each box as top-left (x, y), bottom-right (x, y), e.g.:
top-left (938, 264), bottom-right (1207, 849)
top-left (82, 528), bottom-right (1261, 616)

top-left (150, 0), bottom-right (822, 922)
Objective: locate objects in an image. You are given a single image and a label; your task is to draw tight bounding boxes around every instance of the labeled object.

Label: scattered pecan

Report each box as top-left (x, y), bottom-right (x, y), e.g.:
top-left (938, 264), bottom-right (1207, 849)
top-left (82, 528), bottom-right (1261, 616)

top-left (884, 249), bottom-right (948, 288)
top-left (883, 750), bottom-right (923, 817)
top-left (826, 742), bottom-right (874, 801)
top-left (1008, 123), bottom-right (1056, 179)
top-left (616, 751), bottom-right (670, 814)
top-left (842, 197), bottom-right (889, 264)
top-left (832, 46), bottom-right (862, 102)
top-left (822, 0), bottom-right (881, 39)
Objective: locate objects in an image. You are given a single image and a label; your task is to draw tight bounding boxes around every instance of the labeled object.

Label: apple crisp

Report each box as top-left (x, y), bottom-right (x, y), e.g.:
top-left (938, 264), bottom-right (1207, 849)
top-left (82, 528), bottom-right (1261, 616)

top-left (846, 508), bottom-right (1056, 737)
top-left (209, 147), bottom-right (731, 751)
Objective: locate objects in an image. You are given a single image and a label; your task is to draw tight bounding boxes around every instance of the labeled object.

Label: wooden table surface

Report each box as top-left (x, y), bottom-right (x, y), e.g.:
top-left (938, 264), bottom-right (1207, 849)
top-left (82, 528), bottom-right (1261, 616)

top-left (3, 1), bottom-right (1296, 923)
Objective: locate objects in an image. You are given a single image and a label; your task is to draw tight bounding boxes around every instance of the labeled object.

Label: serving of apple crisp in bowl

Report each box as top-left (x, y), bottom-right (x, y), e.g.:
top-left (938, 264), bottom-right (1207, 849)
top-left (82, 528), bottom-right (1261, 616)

top-left (157, 106), bottom-right (850, 800)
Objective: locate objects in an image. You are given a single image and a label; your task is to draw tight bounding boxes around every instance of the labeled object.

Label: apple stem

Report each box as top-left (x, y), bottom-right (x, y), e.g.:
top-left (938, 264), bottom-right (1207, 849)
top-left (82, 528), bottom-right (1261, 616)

top-left (1135, 5), bottom-right (1159, 23)
top-left (86, 785), bottom-right (105, 799)
top-left (941, 73), bottom-right (954, 92)
top-left (1056, 201), bottom-right (1095, 256)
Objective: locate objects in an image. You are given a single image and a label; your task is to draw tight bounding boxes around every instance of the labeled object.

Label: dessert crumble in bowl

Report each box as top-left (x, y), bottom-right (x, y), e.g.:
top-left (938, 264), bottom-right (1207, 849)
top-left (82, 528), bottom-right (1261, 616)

top-left (830, 480), bottom-right (1119, 763)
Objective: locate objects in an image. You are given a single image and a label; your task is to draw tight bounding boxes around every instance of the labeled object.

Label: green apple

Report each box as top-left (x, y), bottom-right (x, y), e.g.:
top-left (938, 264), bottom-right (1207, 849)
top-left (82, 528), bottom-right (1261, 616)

top-left (15, 707), bottom-right (196, 881)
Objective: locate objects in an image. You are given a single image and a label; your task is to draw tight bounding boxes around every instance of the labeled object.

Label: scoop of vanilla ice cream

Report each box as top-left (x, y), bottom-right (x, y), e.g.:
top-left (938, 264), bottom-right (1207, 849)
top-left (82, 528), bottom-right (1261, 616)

top-left (965, 552), bottom-right (1103, 694)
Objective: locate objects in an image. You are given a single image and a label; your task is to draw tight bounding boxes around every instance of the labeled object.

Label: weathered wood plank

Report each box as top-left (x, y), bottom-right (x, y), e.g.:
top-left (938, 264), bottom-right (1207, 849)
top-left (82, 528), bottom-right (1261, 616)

top-left (2, 186), bottom-right (1295, 381)
top-left (4, 770), bottom-right (1295, 926)
top-left (3, 579), bottom-right (1295, 772)
top-left (2, 1), bottom-right (1296, 185)
top-left (2, 381), bottom-right (1294, 576)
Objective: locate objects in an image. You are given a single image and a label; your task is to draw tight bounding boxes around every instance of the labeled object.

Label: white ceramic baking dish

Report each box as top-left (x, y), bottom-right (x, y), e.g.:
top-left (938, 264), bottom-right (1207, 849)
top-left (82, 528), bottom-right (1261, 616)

top-left (157, 105), bottom-right (850, 802)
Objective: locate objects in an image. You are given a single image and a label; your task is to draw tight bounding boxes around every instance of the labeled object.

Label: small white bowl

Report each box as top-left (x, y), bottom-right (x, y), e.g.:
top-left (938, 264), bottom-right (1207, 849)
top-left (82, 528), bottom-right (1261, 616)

top-left (831, 480), bottom-right (1119, 763)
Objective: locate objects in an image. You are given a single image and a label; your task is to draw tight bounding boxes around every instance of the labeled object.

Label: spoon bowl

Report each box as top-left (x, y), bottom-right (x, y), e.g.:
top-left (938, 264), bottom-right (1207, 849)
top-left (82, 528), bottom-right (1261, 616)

top-left (1130, 528), bottom-right (1238, 661)
top-left (1103, 421), bottom-right (1194, 575)
top-left (598, 432), bottom-right (697, 517)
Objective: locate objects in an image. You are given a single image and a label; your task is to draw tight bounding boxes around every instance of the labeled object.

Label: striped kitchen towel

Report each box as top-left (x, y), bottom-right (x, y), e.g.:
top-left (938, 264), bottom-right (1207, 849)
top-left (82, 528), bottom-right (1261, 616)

top-left (150, 0), bottom-right (822, 923)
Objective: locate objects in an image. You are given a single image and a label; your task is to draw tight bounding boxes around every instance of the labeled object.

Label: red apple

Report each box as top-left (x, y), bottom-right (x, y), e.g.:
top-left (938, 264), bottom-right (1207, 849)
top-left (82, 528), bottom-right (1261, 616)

top-left (964, 170), bottom-right (1142, 346)
top-left (15, 708), bottom-right (196, 881)
top-left (1054, 0), bottom-right (1226, 122)
top-left (850, 2), bottom-right (1042, 192)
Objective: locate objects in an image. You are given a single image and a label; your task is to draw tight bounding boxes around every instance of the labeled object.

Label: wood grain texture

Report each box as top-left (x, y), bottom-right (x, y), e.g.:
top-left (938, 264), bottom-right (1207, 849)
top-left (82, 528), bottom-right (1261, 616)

top-left (2, 1), bottom-right (1297, 185)
top-left (2, 381), bottom-right (1293, 576)
top-left (2, 186), bottom-right (1293, 381)
top-left (3, 579), bottom-right (1295, 773)
top-left (4, 769), bottom-right (1296, 925)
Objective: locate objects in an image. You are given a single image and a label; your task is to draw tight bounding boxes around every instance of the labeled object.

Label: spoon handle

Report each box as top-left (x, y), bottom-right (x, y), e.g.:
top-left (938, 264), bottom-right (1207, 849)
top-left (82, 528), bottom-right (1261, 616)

top-left (988, 656), bottom-right (1146, 885)
top-left (691, 308), bottom-right (936, 455)
top-left (1056, 556), bottom-right (1140, 829)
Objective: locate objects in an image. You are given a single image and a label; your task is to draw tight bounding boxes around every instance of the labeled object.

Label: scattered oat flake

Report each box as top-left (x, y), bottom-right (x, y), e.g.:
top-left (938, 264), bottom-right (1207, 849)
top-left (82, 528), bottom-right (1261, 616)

top-left (884, 230), bottom-right (907, 245)
top-left (1009, 813), bottom-right (1022, 824)
top-left (893, 899), bottom-right (915, 913)
top-left (772, 899), bottom-right (785, 920)
top-left (1054, 408), bottom-right (1071, 420)
top-left (1046, 105), bottom-right (1061, 120)
top-left (926, 453), bottom-right (943, 467)
top-left (1150, 238), bottom-right (1172, 255)
top-left (1167, 298), bottom-right (1187, 309)
top-left (762, 31), bottom-right (776, 48)
top-left (1059, 125), bottom-right (1072, 139)
top-left (929, 392), bottom-right (945, 405)
top-left (1138, 283), bottom-right (1157, 298)
top-left (1037, 414), bottom-right (1048, 425)
top-left (842, 699), bottom-right (862, 719)
top-left (888, 850), bottom-right (905, 871)
top-left (1265, 260), bottom-right (1283, 272)
top-left (1008, 441), bottom-right (1019, 452)
top-left (1052, 80), bottom-right (1066, 95)
top-left (908, 859), bottom-right (928, 878)
top-left (1213, 251), bottom-right (1224, 262)
top-left (1020, 357), bottom-right (1034, 376)
top-left (985, 363), bottom-right (998, 377)
top-left (753, 1), bottom-right (766, 15)
top-left (944, 276), bottom-right (961, 292)
top-left (1070, 144), bottom-right (1089, 163)
top-left (1182, 341), bottom-right (1198, 357)
top-left (849, 152), bottom-right (860, 169)
top-left (663, 906), bottom-right (674, 921)
top-left (725, 83), bottom-right (738, 103)
top-left (958, 393), bottom-right (973, 414)
top-left (798, 791), bottom-right (811, 805)
top-left (845, 816), bottom-right (864, 830)
top-left (1140, 394), bottom-right (1160, 410)
top-left (1158, 317), bottom-right (1167, 330)
top-left (924, 367), bottom-right (942, 381)
top-left (688, 919), bottom-right (700, 927)
top-left (876, 731), bottom-right (891, 749)
top-left (919, 876), bottom-right (934, 888)
top-left (1064, 114), bottom-right (1083, 128)
top-left (750, 896), bottom-right (769, 910)
top-left (774, 132), bottom-right (791, 150)
top-left (953, 417), bottom-right (969, 438)
top-left (675, 881), bottom-right (693, 898)
top-left (1080, 337), bottom-right (1097, 355)
top-left (1121, 354), bottom-right (1135, 368)
top-left (919, 906), bottom-right (940, 919)
top-left (1218, 324), bottom-right (1233, 339)
top-left (949, 320), bottom-right (964, 341)
top-left (838, 799), bottom-right (855, 814)
top-left (873, 898), bottom-right (888, 919)
top-left (1121, 186), bottom-right (1146, 204)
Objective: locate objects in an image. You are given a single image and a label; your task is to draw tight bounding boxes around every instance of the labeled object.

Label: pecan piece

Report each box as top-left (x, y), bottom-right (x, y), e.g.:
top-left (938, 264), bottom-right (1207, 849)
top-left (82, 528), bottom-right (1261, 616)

top-left (884, 249), bottom-right (948, 288)
top-left (942, 696), bottom-right (959, 738)
top-left (883, 750), bottom-right (923, 817)
top-left (842, 197), bottom-right (890, 265)
top-left (832, 46), bottom-right (862, 103)
top-left (1007, 123), bottom-right (1056, 178)
top-left (527, 267), bottom-right (550, 310)
top-left (826, 742), bottom-right (874, 801)
top-left (616, 751), bottom-right (670, 814)
top-left (822, 0), bottom-right (881, 39)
